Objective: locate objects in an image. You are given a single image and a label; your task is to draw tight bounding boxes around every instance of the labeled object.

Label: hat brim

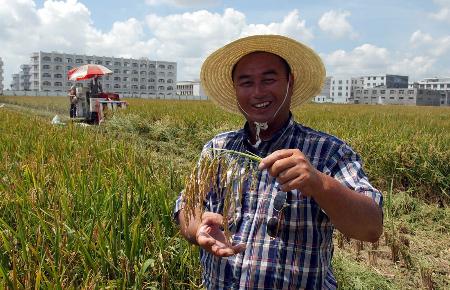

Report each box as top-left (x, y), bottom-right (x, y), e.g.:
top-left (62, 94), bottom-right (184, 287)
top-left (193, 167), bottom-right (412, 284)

top-left (200, 35), bottom-right (326, 114)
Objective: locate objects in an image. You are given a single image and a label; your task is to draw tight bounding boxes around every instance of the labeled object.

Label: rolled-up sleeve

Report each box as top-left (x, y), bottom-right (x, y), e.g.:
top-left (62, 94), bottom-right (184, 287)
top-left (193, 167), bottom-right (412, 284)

top-left (329, 144), bottom-right (383, 208)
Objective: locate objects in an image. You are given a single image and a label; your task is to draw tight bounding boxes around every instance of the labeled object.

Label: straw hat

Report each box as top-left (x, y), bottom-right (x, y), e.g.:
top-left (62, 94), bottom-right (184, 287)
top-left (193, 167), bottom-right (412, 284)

top-left (200, 34), bottom-right (326, 114)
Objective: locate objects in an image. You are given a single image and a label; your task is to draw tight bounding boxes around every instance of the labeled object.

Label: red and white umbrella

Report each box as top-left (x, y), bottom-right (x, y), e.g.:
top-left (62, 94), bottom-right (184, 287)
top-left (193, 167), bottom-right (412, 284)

top-left (67, 64), bottom-right (113, 81)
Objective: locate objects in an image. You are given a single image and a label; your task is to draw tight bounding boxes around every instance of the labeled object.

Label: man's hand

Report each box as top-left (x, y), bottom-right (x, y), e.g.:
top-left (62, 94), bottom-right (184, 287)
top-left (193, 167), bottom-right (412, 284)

top-left (258, 149), bottom-right (325, 196)
top-left (196, 212), bottom-right (246, 257)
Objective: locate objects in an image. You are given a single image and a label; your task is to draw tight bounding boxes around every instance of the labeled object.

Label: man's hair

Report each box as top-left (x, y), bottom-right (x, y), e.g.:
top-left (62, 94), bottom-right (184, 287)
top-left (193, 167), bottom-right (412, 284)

top-left (231, 51), bottom-right (292, 81)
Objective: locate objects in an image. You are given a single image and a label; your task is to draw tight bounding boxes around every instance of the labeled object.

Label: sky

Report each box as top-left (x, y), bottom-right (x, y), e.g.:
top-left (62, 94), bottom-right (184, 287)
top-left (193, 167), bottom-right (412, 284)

top-left (1, 0), bottom-right (450, 87)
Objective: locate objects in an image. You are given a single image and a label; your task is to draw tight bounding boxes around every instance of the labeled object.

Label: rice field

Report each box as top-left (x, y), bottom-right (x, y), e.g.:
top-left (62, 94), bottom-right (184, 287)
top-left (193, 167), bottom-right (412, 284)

top-left (0, 96), bottom-right (449, 289)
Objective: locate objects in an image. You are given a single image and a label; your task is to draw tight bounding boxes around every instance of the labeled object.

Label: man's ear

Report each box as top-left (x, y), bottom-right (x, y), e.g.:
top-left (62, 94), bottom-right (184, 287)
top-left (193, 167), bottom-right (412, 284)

top-left (288, 72), bottom-right (294, 92)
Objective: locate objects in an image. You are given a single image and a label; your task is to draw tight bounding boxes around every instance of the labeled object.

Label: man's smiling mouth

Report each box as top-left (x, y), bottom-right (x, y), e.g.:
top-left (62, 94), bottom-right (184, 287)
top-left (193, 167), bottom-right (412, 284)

top-left (253, 101), bottom-right (271, 109)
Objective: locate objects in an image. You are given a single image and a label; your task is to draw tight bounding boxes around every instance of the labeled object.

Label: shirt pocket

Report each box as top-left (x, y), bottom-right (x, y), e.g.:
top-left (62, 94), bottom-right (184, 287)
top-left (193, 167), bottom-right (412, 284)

top-left (278, 192), bottom-right (329, 247)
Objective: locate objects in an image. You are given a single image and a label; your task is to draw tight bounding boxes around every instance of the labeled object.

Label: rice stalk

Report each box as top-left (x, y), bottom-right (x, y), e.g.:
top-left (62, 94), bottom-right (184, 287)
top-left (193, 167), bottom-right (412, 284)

top-left (183, 148), bottom-right (261, 241)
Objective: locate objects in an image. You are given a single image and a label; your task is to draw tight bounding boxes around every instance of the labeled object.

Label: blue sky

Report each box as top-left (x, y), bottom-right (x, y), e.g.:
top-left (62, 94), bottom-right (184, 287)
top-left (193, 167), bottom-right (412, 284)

top-left (1, 0), bottom-right (450, 86)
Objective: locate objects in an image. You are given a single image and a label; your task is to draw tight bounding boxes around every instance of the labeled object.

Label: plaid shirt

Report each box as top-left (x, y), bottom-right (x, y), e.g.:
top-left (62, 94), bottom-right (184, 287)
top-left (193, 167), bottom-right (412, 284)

top-left (174, 114), bottom-right (382, 290)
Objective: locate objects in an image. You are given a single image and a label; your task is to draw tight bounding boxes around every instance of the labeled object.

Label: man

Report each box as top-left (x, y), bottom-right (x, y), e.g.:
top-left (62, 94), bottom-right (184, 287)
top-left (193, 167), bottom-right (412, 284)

top-left (174, 35), bottom-right (383, 289)
top-left (68, 85), bottom-right (77, 118)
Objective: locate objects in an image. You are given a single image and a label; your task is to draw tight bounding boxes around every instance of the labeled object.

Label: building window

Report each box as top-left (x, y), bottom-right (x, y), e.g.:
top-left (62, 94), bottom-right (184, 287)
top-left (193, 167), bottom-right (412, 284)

top-left (54, 82), bottom-right (62, 87)
top-left (158, 64), bottom-right (165, 69)
top-left (76, 59), bottom-right (83, 64)
top-left (158, 86), bottom-right (165, 90)
top-left (168, 65), bottom-right (174, 69)
top-left (158, 79), bottom-right (165, 83)
top-left (368, 77), bottom-right (371, 80)
top-left (390, 90), bottom-right (395, 94)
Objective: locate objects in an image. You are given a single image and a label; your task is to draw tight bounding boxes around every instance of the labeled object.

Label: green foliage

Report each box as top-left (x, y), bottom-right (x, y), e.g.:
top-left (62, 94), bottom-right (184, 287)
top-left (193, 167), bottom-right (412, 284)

top-left (332, 251), bottom-right (395, 290)
top-left (0, 97), bottom-right (449, 288)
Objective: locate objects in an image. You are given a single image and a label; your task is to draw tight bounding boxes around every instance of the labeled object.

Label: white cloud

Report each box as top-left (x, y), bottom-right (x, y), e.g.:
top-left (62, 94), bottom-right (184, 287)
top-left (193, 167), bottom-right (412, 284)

top-left (409, 30), bottom-right (450, 57)
top-left (430, 0), bottom-right (450, 22)
top-left (322, 43), bottom-right (444, 80)
top-left (318, 10), bottom-right (357, 39)
top-left (242, 10), bottom-right (314, 42)
top-left (410, 30), bottom-right (433, 45)
top-left (146, 8), bottom-right (314, 81)
top-left (323, 44), bottom-right (389, 76)
top-left (389, 56), bottom-right (436, 77)
top-left (145, 0), bottom-right (218, 8)
top-left (0, 2), bottom-right (314, 86)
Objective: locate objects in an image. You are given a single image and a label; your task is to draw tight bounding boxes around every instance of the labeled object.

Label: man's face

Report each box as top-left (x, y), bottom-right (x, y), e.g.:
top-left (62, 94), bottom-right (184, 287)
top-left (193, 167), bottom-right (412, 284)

top-left (232, 52), bottom-right (293, 124)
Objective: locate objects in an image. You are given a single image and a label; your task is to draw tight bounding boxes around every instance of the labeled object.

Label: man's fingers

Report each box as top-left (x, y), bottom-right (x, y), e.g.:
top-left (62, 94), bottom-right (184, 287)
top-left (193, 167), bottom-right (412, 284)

top-left (196, 226), bottom-right (215, 247)
top-left (258, 149), bottom-right (294, 170)
top-left (231, 243), bottom-right (246, 253)
top-left (201, 212), bottom-right (224, 226)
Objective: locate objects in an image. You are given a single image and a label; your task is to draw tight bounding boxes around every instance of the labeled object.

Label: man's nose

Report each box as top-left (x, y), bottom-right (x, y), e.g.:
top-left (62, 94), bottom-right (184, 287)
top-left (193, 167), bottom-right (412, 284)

top-left (250, 82), bottom-right (267, 98)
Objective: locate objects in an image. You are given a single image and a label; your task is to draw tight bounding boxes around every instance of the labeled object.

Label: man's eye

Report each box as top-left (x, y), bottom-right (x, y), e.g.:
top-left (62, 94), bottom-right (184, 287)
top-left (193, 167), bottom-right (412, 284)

top-left (262, 79), bottom-right (276, 85)
top-left (239, 81), bottom-right (253, 87)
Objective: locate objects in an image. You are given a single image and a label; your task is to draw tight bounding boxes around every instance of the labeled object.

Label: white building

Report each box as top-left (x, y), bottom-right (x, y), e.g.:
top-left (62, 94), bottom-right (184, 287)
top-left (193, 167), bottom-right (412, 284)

top-left (313, 76), bottom-right (351, 103)
top-left (359, 74), bottom-right (408, 89)
top-left (28, 51), bottom-right (177, 98)
top-left (352, 87), bottom-right (448, 106)
top-left (176, 80), bottom-right (207, 100)
top-left (0, 57), bottom-right (4, 93)
top-left (10, 65), bottom-right (31, 91)
top-left (313, 76), bottom-right (331, 103)
top-left (411, 77), bottom-right (450, 92)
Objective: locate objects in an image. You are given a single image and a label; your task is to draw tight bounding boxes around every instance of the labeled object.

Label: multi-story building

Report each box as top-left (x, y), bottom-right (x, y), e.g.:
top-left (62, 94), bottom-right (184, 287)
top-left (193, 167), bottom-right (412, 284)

top-left (313, 76), bottom-right (351, 103)
top-left (353, 87), bottom-right (446, 106)
top-left (20, 64), bottom-right (31, 91)
top-left (411, 77), bottom-right (450, 92)
top-left (176, 80), bottom-right (207, 100)
top-left (313, 76), bottom-right (331, 103)
top-left (360, 74), bottom-right (408, 89)
top-left (10, 64), bottom-right (32, 91)
top-left (0, 57), bottom-right (4, 93)
top-left (28, 51), bottom-right (177, 98)
top-left (11, 74), bottom-right (19, 90)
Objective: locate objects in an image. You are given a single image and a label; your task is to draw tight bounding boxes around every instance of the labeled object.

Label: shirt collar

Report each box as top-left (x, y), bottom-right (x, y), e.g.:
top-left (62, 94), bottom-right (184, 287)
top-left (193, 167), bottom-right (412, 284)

top-left (240, 112), bottom-right (295, 152)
